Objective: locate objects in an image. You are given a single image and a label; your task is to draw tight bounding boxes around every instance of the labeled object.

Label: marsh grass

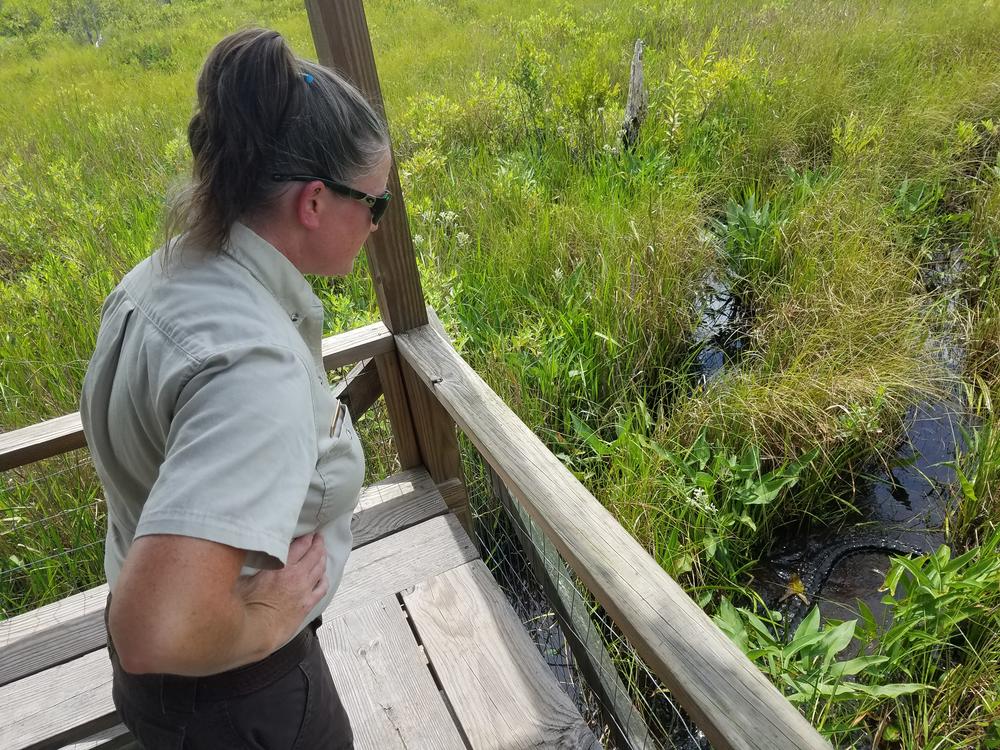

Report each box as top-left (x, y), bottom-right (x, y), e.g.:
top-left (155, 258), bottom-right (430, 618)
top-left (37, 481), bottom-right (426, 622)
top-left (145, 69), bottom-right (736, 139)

top-left (0, 449), bottom-right (104, 617)
top-left (3, 0), bottom-right (1000, 744)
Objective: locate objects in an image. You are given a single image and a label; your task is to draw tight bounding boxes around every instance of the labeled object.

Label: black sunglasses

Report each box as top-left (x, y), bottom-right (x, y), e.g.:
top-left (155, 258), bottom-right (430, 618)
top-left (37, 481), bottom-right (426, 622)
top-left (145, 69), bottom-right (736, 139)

top-left (272, 173), bottom-right (392, 225)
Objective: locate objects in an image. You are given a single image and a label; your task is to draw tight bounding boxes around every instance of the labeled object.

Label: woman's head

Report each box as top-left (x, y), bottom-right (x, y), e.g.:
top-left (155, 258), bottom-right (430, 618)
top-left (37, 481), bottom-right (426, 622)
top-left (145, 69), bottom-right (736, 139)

top-left (167, 28), bottom-right (390, 265)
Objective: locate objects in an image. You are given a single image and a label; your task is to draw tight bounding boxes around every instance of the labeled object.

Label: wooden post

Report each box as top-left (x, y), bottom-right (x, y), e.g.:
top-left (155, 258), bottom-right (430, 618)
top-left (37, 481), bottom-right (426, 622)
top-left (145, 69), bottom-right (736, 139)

top-left (621, 39), bottom-right (647, 151)
top-left (304, 0), bottom-right (469, 526)
top-left (373, 351), bottom-right (421, 470)
top-left (304, 0), bottom-right (426, 334)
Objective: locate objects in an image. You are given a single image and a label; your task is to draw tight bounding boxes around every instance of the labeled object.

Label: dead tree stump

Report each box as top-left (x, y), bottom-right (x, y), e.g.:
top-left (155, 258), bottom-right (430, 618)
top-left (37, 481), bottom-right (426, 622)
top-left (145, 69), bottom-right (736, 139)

top-left (621, 39), bottom-right (647, 151)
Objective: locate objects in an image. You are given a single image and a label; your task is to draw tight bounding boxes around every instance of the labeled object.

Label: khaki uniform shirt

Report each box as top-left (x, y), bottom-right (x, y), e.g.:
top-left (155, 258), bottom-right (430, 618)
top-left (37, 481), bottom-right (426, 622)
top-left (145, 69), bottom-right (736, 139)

top-left (80, 222), bottom-right (365, 634)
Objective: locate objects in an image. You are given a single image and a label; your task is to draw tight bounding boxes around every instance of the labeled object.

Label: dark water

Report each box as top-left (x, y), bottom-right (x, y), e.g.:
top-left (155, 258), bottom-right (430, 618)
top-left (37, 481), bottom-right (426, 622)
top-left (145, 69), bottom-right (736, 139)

top-left (694, 254), bottom-right (967, 629)
top-left (693, 275), bottom-right (751, 383)
top-left (753, 395), bottom-right (961, 630)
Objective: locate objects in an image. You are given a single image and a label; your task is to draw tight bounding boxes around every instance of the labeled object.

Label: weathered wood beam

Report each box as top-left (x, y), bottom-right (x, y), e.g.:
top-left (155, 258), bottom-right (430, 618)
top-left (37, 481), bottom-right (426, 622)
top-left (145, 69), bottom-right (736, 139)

top-left (621, 39), bottom-right (647, 150)
top-left (331, 357), bottom-right (382, 421)
top-left (304, 0), bottom-right (427, 334)
top-left (0, 413), bottom-right (87, 473)
top-left (487, 465), bottom-right (656, 750)
top-left (403, 561), bottom-right (600, 749)
top-left (373, 351), bottom-right (422, 470)
top-left (395, 323), bottom-right (830, 750)
top-left (305, 0), bottom-right (466, 515)
top-left (319, 320), bottom-right (395, 369)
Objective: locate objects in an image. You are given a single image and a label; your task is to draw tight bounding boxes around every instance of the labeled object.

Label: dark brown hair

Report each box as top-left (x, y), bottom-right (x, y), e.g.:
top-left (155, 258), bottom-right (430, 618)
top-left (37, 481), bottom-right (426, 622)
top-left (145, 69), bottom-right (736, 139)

top-left (165, 28), bottom-right (389, 255)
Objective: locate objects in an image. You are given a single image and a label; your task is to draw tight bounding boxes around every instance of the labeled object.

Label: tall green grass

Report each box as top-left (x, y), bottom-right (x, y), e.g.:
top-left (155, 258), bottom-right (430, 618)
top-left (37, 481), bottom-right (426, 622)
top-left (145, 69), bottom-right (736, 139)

top-left (3, 0), bottom-right (1000, 743)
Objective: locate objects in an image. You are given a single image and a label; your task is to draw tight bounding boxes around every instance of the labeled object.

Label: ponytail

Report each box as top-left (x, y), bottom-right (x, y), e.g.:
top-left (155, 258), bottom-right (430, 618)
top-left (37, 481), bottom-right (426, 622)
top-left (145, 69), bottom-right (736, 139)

top-left (165, 28), bottom-right (389, 256)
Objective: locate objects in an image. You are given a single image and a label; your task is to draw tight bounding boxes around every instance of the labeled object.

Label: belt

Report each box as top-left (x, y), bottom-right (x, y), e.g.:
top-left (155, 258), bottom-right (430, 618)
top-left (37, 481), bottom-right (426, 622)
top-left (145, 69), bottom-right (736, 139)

top-left (106, 594), bottom-right (322, 704)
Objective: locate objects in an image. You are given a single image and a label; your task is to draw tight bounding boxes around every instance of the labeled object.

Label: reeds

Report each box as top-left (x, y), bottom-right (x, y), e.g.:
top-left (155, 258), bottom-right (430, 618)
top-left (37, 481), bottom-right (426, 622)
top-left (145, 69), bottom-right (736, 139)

top-left (3, 0), bottom-right (1000, 744)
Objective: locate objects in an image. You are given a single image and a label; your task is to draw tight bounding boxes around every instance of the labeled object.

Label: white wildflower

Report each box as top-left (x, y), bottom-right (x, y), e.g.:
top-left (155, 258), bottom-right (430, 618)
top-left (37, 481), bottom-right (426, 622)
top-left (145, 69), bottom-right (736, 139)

top-left (686, 487), bottom-right (717, 514)
top-left (455, 232), bottom-right (470, 248)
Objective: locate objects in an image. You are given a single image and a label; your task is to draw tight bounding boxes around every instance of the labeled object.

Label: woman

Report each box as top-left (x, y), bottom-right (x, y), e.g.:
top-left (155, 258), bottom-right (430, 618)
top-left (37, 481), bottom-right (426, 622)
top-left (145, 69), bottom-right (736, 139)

top-left (80, 27), bottom-right (391, 748)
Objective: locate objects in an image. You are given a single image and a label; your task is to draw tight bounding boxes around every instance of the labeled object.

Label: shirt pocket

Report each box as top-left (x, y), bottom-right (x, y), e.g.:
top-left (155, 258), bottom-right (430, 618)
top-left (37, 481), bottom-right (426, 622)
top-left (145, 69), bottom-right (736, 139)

top-left (314, 402), bottom-right (365, 526)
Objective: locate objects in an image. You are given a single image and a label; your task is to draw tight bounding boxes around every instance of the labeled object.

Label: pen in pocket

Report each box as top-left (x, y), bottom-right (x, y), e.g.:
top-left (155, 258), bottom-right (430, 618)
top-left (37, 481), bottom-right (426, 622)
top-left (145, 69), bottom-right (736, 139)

top-left (331, 401), bottom-right (346, 438)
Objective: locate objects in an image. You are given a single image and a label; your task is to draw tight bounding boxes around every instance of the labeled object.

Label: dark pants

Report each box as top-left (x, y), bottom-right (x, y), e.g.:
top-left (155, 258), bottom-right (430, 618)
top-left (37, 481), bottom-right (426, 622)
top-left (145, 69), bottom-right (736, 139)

top-left (106, 607), bottom-right (353, 749)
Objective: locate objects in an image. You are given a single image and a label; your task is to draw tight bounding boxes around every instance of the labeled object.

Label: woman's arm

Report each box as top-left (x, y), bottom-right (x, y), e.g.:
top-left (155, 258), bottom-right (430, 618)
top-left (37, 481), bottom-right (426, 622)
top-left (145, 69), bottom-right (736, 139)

top-left (109, 532), bottom-right (327, 676)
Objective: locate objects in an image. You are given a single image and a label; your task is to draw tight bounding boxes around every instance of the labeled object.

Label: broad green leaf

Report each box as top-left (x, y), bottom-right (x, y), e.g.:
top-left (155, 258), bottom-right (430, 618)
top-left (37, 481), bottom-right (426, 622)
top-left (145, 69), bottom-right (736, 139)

top-left (819, 619), bottom-right (856, 663)
top-left (853, 682), bottom-right (929, 699)
top-left (694, 471), bottom-right (715, 490)
top-left (826, 655), bottom-right (888, 679)
top-left (704, 534), bottom-right (718, 559)
top-left (883, 561), bottom-right (906, 595)
top-left (793, 605), bottom-right (821, 640)
top-left (569, 411), bottom-right (610, 457)
top-left (691, 436), bottom-right (710, 469)
top-left (783, 628), bottom-right (828, 661)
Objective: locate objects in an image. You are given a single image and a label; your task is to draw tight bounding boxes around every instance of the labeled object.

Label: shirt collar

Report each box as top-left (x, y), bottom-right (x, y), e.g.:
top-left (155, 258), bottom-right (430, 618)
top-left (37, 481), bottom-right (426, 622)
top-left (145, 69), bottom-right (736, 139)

top-left (225, 222), bottom-right (321, 322)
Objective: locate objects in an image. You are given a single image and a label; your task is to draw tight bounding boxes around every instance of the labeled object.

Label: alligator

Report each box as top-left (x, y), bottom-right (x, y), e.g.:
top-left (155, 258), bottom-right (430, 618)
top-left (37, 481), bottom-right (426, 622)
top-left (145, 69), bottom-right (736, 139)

top-left (774, 530), bottom-right (927, 635)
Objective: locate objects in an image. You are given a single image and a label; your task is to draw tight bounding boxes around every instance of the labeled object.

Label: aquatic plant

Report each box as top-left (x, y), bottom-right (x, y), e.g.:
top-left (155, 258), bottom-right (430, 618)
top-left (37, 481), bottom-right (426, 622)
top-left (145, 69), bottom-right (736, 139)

top-left (716, 534), bottom-right (1000, 746)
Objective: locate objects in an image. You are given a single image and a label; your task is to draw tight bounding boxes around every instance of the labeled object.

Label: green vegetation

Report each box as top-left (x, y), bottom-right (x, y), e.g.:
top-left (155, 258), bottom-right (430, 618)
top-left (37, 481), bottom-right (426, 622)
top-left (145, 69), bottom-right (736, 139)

top-left (3, 0), bottom-right (1000, 745)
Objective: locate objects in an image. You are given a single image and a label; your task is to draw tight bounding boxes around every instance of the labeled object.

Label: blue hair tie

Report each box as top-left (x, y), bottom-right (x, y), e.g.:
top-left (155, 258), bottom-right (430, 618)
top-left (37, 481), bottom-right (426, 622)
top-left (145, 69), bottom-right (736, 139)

top-left (303, 72), bottom-right (315, 85)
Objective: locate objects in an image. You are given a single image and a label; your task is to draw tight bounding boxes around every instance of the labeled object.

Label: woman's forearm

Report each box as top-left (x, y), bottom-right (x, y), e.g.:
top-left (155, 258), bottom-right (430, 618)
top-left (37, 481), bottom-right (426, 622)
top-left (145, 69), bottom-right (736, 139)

top-left (110, 532), bottom-right (327, 676)
top-left (110, 589), bottom-right (280, 676)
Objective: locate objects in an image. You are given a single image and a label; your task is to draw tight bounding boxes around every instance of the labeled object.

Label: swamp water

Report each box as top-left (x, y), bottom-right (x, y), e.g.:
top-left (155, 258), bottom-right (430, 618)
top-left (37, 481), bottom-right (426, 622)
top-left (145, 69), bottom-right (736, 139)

top-left (695, 250), bottom-right (967, 632)
top-left (476, 253), bottom-right (969, 748)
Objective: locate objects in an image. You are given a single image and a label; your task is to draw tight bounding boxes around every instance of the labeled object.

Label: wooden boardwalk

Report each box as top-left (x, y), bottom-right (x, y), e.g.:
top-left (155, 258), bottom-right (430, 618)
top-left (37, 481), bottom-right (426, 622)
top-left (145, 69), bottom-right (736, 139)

top-left (0, 468), bottom-right (600, 750)
top-left (0, 3), bottom-right (835, 744)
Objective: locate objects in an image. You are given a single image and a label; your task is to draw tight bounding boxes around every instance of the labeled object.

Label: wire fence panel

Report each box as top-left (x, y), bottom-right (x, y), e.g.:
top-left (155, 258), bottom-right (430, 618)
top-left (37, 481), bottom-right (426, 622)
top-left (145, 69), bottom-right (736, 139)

top-left (462, 447), bottom-right (711, 750)
top-left (0, 448), bottom-right (105, 619)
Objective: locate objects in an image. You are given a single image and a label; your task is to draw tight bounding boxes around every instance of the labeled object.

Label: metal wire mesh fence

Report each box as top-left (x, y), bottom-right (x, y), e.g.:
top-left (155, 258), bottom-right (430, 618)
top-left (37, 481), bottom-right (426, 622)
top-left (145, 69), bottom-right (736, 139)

top-left (462, 446), bottom-right (711, 750)
top-left (0, 448), bottom-right (105, 618)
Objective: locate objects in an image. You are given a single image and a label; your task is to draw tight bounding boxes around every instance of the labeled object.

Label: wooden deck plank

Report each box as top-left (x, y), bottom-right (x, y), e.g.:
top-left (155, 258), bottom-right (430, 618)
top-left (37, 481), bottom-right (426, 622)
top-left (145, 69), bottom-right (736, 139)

top-left (351, 467), bottom-right (447, 549)
top-left (329, 513), bottom-right (477, 620)
top-left (318, 597), bottom-right (466, 749)
top-left (0, 585), bottom-right (110, 689)
top-left (0, 512), bottom-right (478, 750)
top-left (0, 468), bottom-right (450, 687)
top-left (60, 724), bottom-right (133, 749)
top-left (403, 560), bottom-right (601, 750)
top-left (0, 649), bottom-right (117, 750)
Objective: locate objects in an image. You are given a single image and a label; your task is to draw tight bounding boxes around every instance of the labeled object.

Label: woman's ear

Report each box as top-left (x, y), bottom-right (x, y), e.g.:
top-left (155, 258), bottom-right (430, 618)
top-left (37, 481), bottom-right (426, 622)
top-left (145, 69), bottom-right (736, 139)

top-left (295, 181), bottom-right (325, 230)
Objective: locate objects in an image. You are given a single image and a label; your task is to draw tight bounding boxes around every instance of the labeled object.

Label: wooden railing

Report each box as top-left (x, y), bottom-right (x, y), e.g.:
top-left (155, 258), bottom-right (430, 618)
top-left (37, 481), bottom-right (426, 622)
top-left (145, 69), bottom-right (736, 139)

top-left (0, 1), bottom-right (832, 747)
top-left (1, 316), bottom-right (831, 749)
top-left (0, 321), bottom-right (395, 472)
top-left (398, 322), bottom-right (830, 750)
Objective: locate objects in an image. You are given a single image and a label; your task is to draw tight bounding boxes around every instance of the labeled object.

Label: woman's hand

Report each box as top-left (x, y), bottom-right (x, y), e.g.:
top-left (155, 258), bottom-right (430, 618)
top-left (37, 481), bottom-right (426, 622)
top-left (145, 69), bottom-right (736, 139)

top-left (234, 533), bottom-right (329, 642)
top-left (109, 532), bottom-right (328, 676)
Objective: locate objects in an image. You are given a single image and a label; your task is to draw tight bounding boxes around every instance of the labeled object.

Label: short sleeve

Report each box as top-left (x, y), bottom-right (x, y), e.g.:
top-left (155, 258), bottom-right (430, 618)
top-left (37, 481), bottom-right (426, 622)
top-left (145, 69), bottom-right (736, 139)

top-left (134, 344), bottom-right (317, 567)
